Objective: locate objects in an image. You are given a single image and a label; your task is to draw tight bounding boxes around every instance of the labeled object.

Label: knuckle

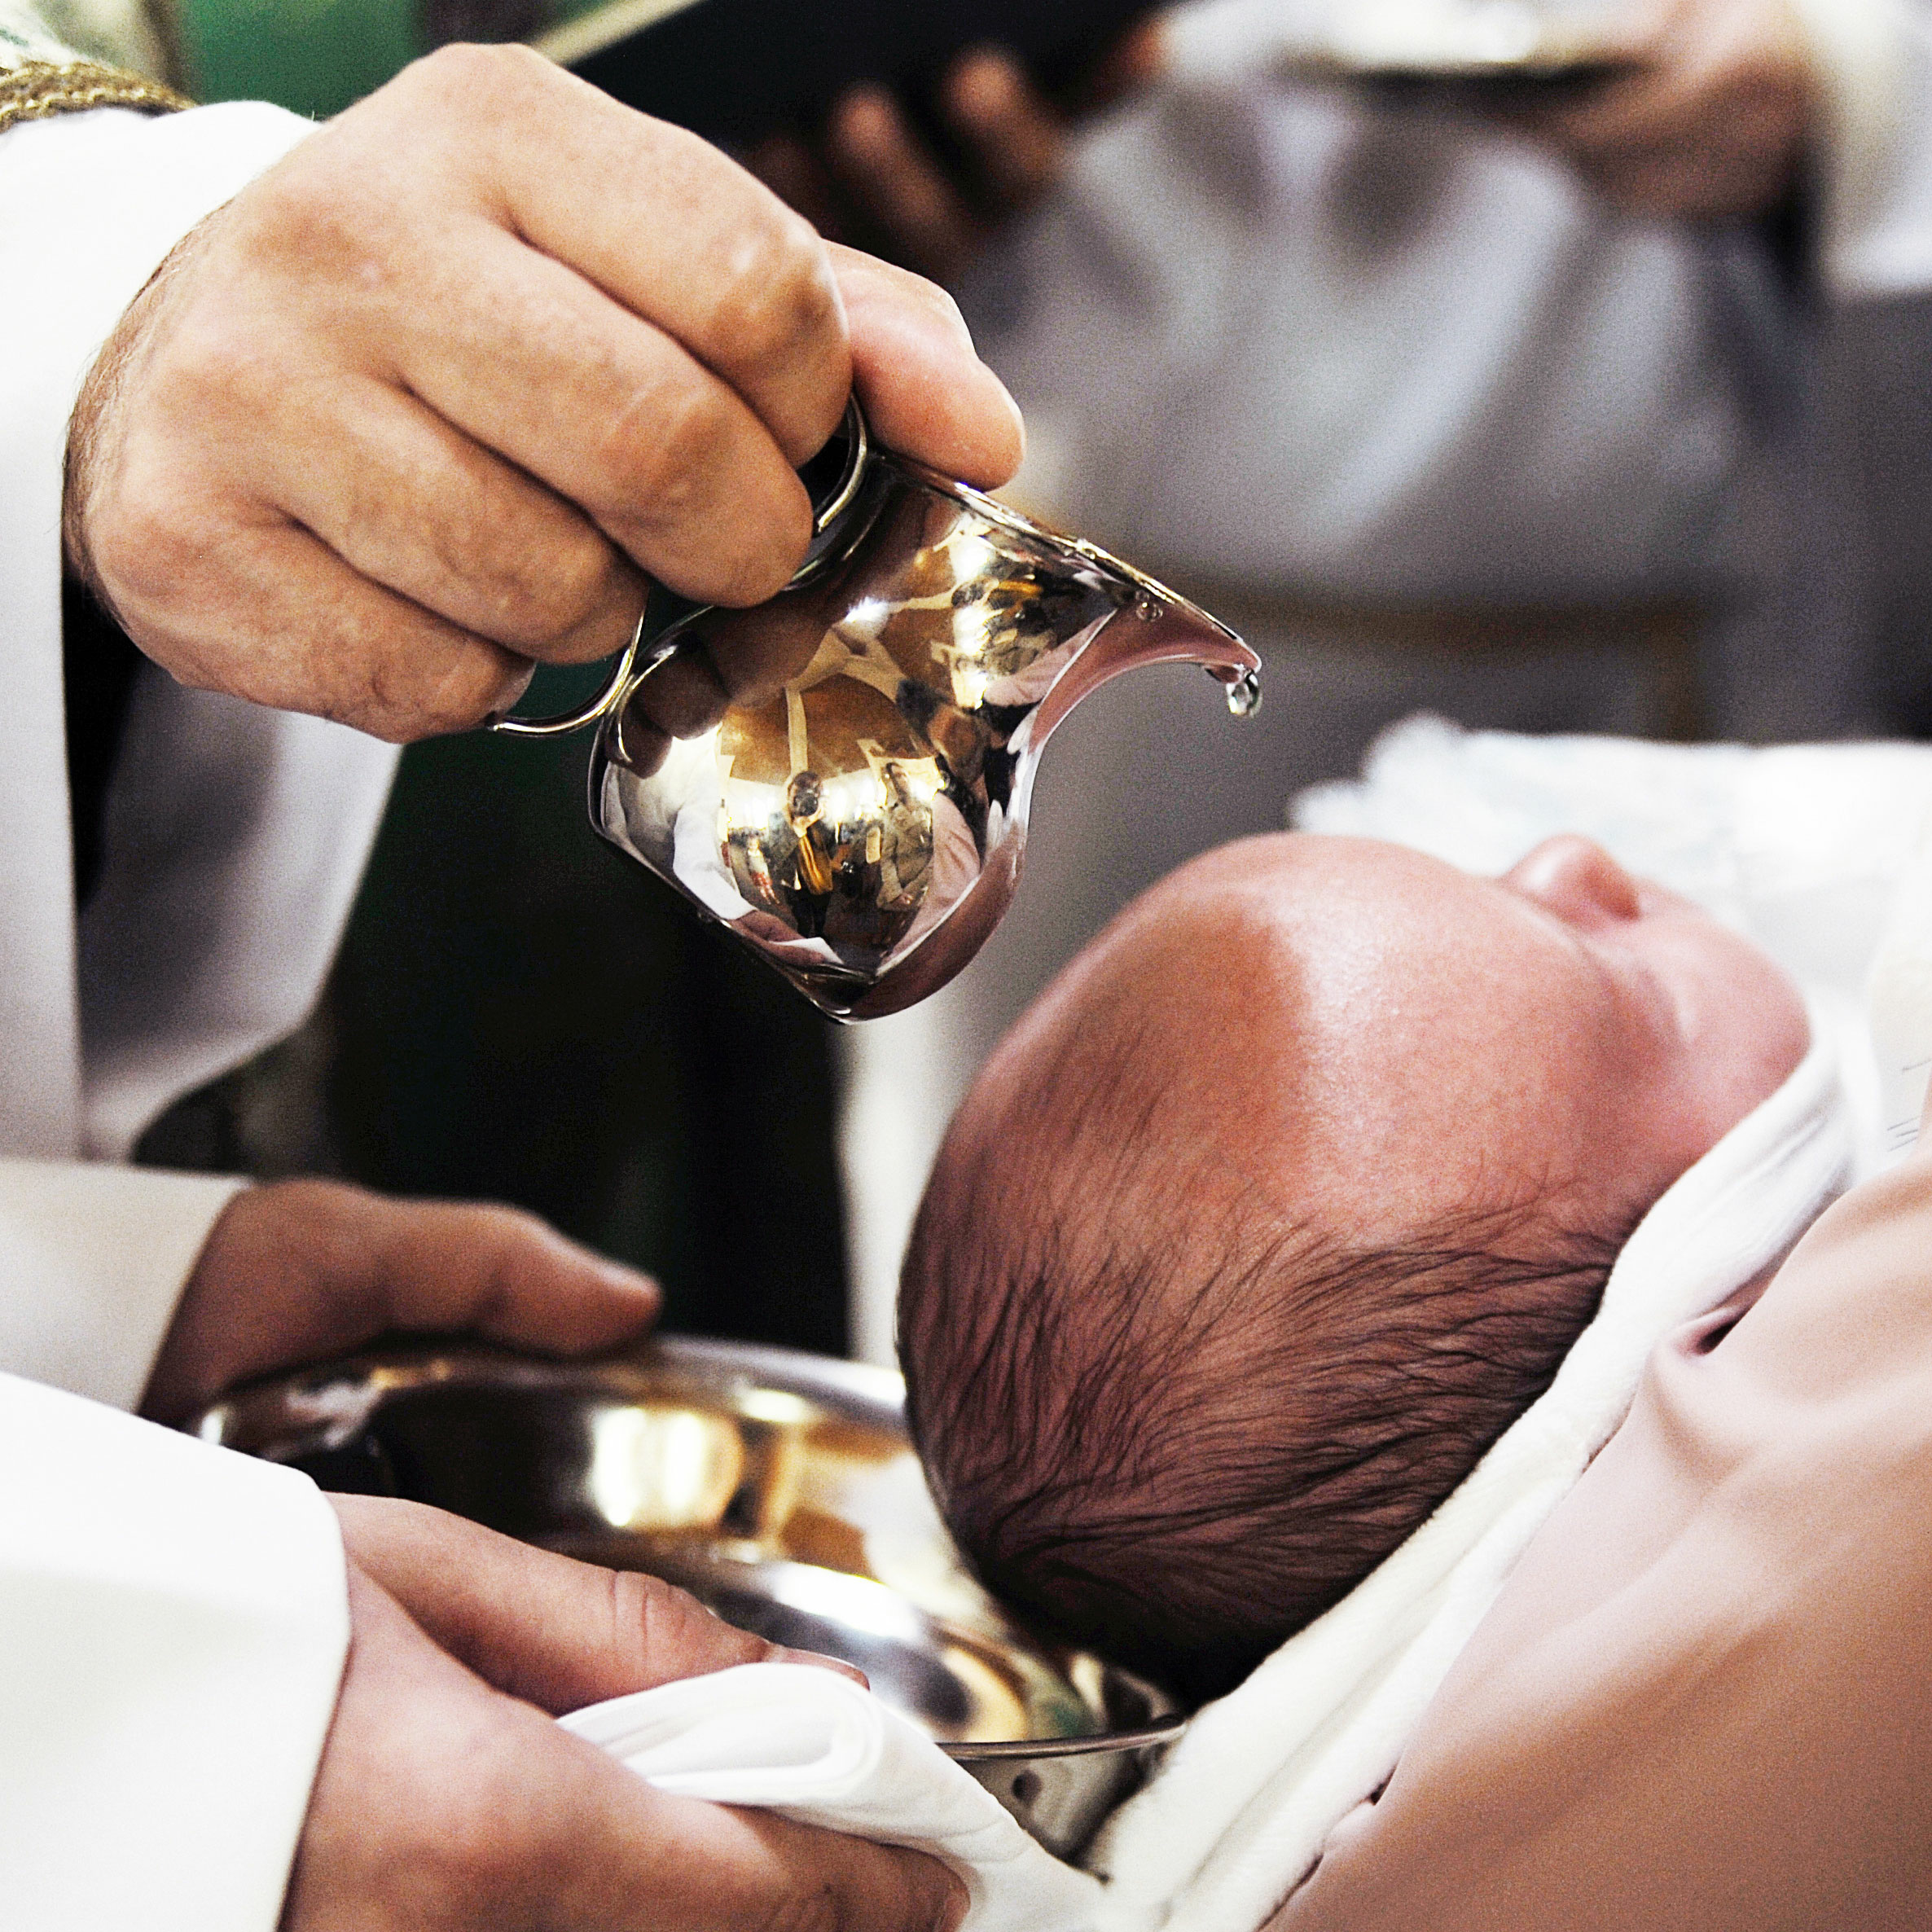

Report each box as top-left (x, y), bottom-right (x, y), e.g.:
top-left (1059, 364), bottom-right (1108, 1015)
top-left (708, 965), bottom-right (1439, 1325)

top-left (709, 209), bottom-right (841, 375)
top-left (474, 1198), bottom-right (543, 1233)
top-left (604, 384), bottom-right (732, 533)
top-left (614, 1568), bottom-right (764, 1675)
top-left (518, 529), bottom-right (621, 643)
top-left (407, 38), bottom-right (551, 110)
top-left (371, 641), bottom-right (528, 740)
top-left (601, 386), bottom-right (813, 602)
top-left (434, 510), bottom-right (617, 653)
top-left (90, 490), bottom-right (183, 605)
top-left (235, 157), bottom-right (362, 282)
top-left (88, 478), bottom-right (234, 638)
top-left (469, 1201), bottom-right (552, 1259)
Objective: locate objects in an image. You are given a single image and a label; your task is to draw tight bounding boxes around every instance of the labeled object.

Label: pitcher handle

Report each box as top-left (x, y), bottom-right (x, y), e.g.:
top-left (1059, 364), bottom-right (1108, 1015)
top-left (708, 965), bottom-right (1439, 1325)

top-left (488, 399), bottom-right (871, 740)
top-left (488, 616), bottom-right (644, 740)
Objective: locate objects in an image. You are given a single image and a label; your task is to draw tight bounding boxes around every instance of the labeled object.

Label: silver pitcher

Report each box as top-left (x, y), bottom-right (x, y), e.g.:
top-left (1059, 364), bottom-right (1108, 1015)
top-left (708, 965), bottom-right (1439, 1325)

top-left (496, 406), bottom-right (1260, 1020)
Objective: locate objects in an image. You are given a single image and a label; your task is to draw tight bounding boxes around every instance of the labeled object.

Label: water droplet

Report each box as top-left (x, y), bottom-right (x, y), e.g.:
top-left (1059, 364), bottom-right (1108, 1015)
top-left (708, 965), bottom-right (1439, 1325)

top-left (1224, 665), bottom-right (1262, 718)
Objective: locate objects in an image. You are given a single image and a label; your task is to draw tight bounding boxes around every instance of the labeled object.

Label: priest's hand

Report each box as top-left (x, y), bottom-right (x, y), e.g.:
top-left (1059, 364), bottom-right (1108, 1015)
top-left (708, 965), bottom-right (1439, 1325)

top-left (286, 1498), bottom-right (964, 1931)
top-left (1490, 0), bottom-right (1814, 219)
top-left (138, 1177), bottom-right (658, 1421)
top-left (62, 45), bottom-right (1024, 745)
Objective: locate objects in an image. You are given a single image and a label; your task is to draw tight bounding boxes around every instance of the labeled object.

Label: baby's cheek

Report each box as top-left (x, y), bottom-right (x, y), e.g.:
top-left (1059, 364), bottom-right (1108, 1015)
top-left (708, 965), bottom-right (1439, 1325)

top-left (1676, 958), bottom-right (1807, 1151)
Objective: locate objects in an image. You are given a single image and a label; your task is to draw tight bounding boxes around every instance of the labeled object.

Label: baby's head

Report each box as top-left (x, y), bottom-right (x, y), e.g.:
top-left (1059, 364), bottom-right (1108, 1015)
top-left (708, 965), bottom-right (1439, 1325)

top-left (900, 833), bottom-right (1806, 1701)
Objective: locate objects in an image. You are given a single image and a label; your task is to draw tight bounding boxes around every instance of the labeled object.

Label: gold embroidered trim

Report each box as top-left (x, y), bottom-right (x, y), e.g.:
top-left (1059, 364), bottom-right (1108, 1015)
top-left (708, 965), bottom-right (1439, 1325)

top-left (0, 59), bottom-right (191, 134)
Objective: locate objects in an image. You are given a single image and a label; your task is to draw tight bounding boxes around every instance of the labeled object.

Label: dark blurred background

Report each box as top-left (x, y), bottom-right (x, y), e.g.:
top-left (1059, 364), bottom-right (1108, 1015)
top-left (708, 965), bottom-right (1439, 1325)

top-left (137, 709), bottom-right (850, 1357)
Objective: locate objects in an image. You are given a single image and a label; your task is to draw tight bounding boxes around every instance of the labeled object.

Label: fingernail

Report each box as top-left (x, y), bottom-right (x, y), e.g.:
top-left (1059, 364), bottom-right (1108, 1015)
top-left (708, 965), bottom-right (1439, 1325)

top-left (774, 1645), bottom-right (869, 1688)
top-left (597, 1261), bottom-right (661, 1302)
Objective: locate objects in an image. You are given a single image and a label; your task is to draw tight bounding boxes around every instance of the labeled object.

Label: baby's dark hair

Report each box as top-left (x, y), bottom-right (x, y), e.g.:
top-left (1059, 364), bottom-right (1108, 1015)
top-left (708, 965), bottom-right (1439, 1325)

top-left (899, 1054), bottom-right (1638, 1706)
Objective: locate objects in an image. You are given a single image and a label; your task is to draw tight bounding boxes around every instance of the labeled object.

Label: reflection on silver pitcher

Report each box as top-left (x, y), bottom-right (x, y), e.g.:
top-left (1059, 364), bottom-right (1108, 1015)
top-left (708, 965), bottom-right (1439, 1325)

top-left (495, 407), bottom-right (1260, 1021)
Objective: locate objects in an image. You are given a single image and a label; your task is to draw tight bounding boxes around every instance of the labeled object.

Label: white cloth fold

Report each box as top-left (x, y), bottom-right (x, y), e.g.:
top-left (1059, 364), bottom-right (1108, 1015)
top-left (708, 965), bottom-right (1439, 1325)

top-left (561, 1662), bottom-right (1104, 1932)
top-left (1867, 817), bottom-right (1932, 1153)
top-left (1087, 1021), bottom-right (1851, 1932)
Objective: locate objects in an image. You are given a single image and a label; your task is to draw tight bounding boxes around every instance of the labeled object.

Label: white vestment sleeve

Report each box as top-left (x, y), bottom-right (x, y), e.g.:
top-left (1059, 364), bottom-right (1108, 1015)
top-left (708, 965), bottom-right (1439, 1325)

top-left (0, 99), bottom-right (318, 1158)
top-left (0, 102), bottom-right (402, 1161)
top-left (0, 103), bottom-right (375, 1406)
top-left (0, 1372), bottom-right (349, 1932)
top-left (0, 1158), bottom-right (244, 1407)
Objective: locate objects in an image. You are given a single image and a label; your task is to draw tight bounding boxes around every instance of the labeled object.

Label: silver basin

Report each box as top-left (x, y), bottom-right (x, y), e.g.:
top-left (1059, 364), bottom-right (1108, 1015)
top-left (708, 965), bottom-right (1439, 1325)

top-left (189, 1337), bottom-right (1184, 1860)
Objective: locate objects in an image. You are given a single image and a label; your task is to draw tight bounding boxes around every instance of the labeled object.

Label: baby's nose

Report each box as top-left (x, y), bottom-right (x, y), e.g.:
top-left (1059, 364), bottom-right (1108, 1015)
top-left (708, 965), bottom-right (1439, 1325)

top-left (1501, 836), bottom-right (1644, 930)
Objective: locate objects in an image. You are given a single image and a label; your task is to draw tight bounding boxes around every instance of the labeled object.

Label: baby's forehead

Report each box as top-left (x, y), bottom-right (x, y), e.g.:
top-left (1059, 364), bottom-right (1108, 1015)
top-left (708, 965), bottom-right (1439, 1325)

top-left (1041, 863), bottom-right (1619, 1222)
top-left (1125, 836), bottom-right (1503, 961)
top-left (1087, 840), bottom-right (1513, 1034)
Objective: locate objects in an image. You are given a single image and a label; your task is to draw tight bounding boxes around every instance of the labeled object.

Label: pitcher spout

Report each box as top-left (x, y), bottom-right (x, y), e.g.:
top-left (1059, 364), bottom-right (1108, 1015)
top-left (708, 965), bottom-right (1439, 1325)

top-left (1024, 561), bottom-right (1262, 750)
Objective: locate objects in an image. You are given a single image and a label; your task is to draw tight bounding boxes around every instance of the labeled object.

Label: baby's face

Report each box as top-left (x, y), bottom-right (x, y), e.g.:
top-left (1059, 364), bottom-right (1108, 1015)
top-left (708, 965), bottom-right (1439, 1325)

top-left (993, 833), bottom-right (1807, 1244)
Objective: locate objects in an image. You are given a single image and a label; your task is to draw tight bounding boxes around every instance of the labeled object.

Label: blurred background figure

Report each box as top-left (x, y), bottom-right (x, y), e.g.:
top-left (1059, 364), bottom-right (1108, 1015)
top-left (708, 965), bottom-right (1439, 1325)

top-left (794, 0), bottom-right (1932, 1355)
top-left (101, 0), bottom-right (1932, 1367)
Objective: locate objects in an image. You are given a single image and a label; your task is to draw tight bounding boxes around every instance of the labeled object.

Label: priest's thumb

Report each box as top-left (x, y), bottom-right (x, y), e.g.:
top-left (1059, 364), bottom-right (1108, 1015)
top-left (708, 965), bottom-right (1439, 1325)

top-left (329, 1493), bottom-right (864, 1713)
top-left (143, 1179), bottom-right (659, 1421)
